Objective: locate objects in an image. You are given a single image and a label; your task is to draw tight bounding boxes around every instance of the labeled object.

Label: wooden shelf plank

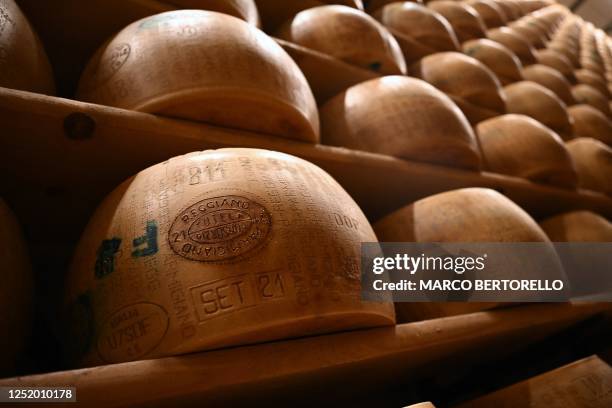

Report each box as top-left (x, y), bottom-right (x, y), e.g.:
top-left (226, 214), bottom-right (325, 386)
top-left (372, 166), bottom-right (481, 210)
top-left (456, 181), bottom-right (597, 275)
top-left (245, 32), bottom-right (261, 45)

top-left (0, 303), bottom-right (608, 407)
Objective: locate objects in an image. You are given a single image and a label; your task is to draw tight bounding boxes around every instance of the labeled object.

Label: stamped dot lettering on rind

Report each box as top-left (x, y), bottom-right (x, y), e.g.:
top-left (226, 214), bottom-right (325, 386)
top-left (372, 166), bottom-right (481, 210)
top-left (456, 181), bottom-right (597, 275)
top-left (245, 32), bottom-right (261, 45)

top-left (168, 195), bottom-right (272, 262)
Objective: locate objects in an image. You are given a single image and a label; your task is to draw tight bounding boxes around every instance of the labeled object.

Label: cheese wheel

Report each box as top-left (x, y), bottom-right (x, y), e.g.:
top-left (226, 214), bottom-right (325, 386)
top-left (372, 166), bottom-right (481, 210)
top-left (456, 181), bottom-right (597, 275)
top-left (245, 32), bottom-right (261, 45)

top-left (0, 199), bottom-right (33, 375)
top-left (462, 39), bottom-right (523, 86)
top-left (574, 69), bottom-right (609, 97)
top-left (521, 64), bottom-right (575, 106)
top-left (276, 5), bottom-right (406, 75)
top-left (65, 148), bottom-right (395, 366)
top-left (319, 76), bottom-right (481, 170)
top-left (540, 211), bottom-right (612, 242)
top-left (504, 81), bottom-right (574, 141)
top-left (77, 10), bottom-right (319, 143)
top-left (566, 138), bottom-right (612, 195)
top-left (0, 0), bottom-right (55, 94)
top-left (374, 187), bottom-right (555, 321)
top-left (492, 0), bottom-right (519, 22)
top-left (571, 84), bottom-right (611, 118)
top-left (568, 104), bottom-right (612, 146)
top-left (466, 0), bottom-right (507, 29)
top-left (487, 27), bottom-right (536, 66)
top-left (427, 1), bottom-right (487, 43)
top-left (162, 0), bottom-right (260, 25)
top-left (508, 21), bottom-right (546, 49)
top-left (405, 403), bottom-right (436, 408)
top-left (365, 0), bottom-right (423, 13)
top-left (476, 114), bottom-right (577, 188)
top-left (412, 51), bottom-right (506, 124)
top-left (535, 49), bottom-right (577, 82)
top-left (546, 43), bottom-right (580, 70)
top-left (374, 3), bottom-right (459, 64)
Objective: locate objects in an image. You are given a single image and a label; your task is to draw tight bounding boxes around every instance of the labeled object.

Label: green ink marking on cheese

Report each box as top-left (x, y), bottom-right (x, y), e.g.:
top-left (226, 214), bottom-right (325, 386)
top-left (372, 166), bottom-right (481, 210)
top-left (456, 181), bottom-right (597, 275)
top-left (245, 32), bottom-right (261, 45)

top-left (95, 238), bottom-right (121, 279)
top-left (132, 220), bottom-right (158, 257)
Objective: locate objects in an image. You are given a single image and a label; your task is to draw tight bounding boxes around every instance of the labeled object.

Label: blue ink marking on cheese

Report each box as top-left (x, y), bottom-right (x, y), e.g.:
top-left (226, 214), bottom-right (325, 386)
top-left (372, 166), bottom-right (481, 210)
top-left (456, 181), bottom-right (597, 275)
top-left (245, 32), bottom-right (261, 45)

top-left (132, 220), bottom-right (158, 257)
top-left (95, 238), bottom-right (122, 279)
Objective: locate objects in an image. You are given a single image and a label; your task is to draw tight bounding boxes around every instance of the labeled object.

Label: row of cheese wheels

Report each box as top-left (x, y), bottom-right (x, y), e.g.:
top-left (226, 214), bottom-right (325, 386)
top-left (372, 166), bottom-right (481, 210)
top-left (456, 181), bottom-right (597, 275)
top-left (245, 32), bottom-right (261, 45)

top-left (1, 1), bottom-right (611, 195)
top-left (1, 147), bottom-right (611, 372)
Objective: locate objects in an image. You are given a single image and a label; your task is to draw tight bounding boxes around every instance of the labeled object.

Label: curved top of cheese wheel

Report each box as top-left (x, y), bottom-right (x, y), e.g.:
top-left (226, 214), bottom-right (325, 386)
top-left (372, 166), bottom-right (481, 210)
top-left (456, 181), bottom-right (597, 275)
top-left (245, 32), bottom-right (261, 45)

top-left (320, 75), bottom-right (481, 170)
top-left (574, 69), bottom-right (608, 97)
top-left (162, 0), bottom-right (260, 25)
top-left (374, 2), bottom-right (460, 56)
top-left (487, 27), bottom-right (537, 65)
top-left (491, 0), bottom-right (520, 21)
top-left (545, 43), bottom-right (580, 69)
top-left (320, 0), bottom-right (365, 8)
top-left (476, 114), bottom-right (577, 188)
top-left (374, 187), bottom-right (551, 242)
top-left (509, 21), bottom-right (547, 48)
top-left (66, 147), bottom-right (395, 366)
top-left (427, 1), bottom-right (487, 42)
top-left (504, 81), bottom-right (574, 141)
top-left (77, 10), bottom-right (319, 143)
top-left (276, 5), bottom-right (406, 75)
top-left (462, 38), bottom-right (523, 85)
top-left (540, 211), bottom-right (612, 242)
top-left (0, 198), bottom-right (33, 374)
top-left (535, 49), bottom-right (577, 82)
top-left (568, 104), bottom-right (612, 146)
top-left (571, 84), bottom-right (611, 118)
top-left (466, 0), bottom-right (507, 29)
top-left (365, 0), bottom-right (423, 13)
top-left (566, 138), bottom-right (612, 195)
top-left (521, 64), bottom-right (575, 105)
top-left (405, 404), bottom-right (436, 408)
top-left (0, 0), bottom-right (55, 94)
top-left (412, 51), bottom-right (506, 122)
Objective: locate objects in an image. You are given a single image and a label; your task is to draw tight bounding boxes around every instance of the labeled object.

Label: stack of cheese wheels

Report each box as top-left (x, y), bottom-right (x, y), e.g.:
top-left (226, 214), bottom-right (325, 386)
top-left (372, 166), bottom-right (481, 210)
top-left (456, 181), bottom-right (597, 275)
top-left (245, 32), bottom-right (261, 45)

top-left (487, 26), bottom-right (537, 66)
top-left (521, 64), bottom-right (575, 105)
top-left (574, 69), bottom-right (609, 97)
top-left (540, 211), bottom-right (612, 242)
top-left (0, 199), bottom-right (33, 375)
top-left (566, 138), bottom-right (612, 195)
top-left (427, 1), bottom-right (487, 43)
top-left (411, 52), bottom-right (506, 124)
top-left (276, 5), bottom-right (406, 75)
top-left (571, 84), bottom-right (611, 117)
top-left (462, 39), bottom-right (523, 85)
top-left (568, 105), bottom-right (612, 146)
top-left (465, 0), bottom-right (507, 29)
top-left (476, 114), bottom-right (577, 188)
top-left (373, 3), bottom-right (460, 65)
top-left (374, 188), bottom-right (558, 321)
top-left (504, 81), bottom-right (574, 141)
top-left (0, 0), bottom-right (55, 94)
top-left (319, 76), bottom-right (481, 170)
top-left (65, 148), bottom-right (395, 366)
top-left (164, 0), bottom-right (260, 25)
top-left (77, 10), bottom-right (319, 143)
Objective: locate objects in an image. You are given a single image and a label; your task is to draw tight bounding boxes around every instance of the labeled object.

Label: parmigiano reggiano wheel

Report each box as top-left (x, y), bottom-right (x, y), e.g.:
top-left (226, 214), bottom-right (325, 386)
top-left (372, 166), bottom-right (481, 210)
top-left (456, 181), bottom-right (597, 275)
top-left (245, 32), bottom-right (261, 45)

top-left (465, 0), bottom-right (507, 29)
top-left (65, 148), bottom-right (395, 366)
top-left (319, 76), bottom-right (481, 170)
top-left (476, 114), bottom-right (577, 188)
top-left (521, 64), bottom-right (575, 106)
top-left (571, 84), bottom-right (611, 118)
top-left (487, 27), bottom-right (537, 66)
top-left (366, 0), bottom-right (423, 13)
top-left (0, 0), bottom-right (55, 94)
top-left (162, 0), bottom-right (260, 25)
top-left (276, 5), bottom-right (407, 75)
top-left (566, 138), bottom-right (612, 195)
top-left (540, 211), bottom-right (612, 242)
top-left (427, 1), bottom-right (487, 43)
top-left (574, 69), bottom-right (609, 97)
top-left (509, 20), bottom-right (547, 49)
top-left (0, 199), bottom-right (33, 375)
top-left (77, 10), bottom-right (319, 143)
top-left (504, 81), bottom-right (574, 141)
top-left (462, 38), bottom-right (523, 86)
top-left (568, 104), bottom-right (612, 146)
top-left (535, 48), bottom-right (577, 82)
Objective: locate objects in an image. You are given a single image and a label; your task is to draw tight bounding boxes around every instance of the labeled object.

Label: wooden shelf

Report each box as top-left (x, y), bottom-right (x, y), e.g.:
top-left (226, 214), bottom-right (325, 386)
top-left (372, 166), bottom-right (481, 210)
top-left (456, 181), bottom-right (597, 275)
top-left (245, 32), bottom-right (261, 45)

top-left (1, 303), bottom-right (608, 407)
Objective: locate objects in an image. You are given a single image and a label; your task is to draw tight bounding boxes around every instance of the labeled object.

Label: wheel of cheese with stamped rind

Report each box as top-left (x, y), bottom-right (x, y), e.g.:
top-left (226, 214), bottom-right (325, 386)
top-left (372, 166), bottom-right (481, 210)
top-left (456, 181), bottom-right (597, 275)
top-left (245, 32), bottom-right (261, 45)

top-left (504, 81), bottom-right (574, 141)
top-left (487, 27), bottom-right (536, 66)
top-left (0, 199), bottom-right (34, 375)
top-left (411, 51), bottom-right (506, 125)
top-left (574, 69), bottom-right (608, 97)
top-left (462, 39), bottom-right (523, 86)
top-left (427, 1), bottom-right (487, 43)
top-left (566, 138), bottom-right (612, 195)
top-left (374, 2), bottom-right (459, 64)
top-left (571, 84), bottom-right (611, 118)
top-left (0, 0), bottom-right (55, 94)
top-left (276, 5), bottom-right (406, 75)
top-left (521, 64), bottom-right (575, 105)
top-left (568, 105), bottom-right (612, 146)
top-left (77, 10), bottom-right (319, 143)
top-left (319, 76), bottom-right (481, 170)
top-left (476, 114), bottom-right (577, 189)
top-left (535, 49), bottom-right (577, 82)
top-left (374, 187), bottom-right (557, 321)
top-left (540, 211), bottom-right (612, 242)
top-left (64, 148), bottom-right (395, 367)
top-left (465, 0), bottom-right (507, 29)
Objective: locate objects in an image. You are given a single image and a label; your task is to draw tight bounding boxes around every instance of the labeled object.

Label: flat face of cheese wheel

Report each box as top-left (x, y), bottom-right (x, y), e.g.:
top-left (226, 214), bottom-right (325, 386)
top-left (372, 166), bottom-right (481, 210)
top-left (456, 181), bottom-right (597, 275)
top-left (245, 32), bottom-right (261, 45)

top-left (65, 148), bottom-right (395, 366)
top-left (77, 10), bottom-right (319, 143)
top-left (540, 211), bottom-right (612, 242)
top-left (462, 38), bottom-right (523, 85)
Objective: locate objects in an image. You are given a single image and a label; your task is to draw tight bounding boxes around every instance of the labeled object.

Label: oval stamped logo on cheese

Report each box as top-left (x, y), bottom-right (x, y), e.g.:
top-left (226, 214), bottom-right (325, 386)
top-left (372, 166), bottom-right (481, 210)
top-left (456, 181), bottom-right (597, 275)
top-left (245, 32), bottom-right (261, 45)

top-left (97, 302), bottom-right (169, 363)
top-left (168, 195), bottom-right (272, 262)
